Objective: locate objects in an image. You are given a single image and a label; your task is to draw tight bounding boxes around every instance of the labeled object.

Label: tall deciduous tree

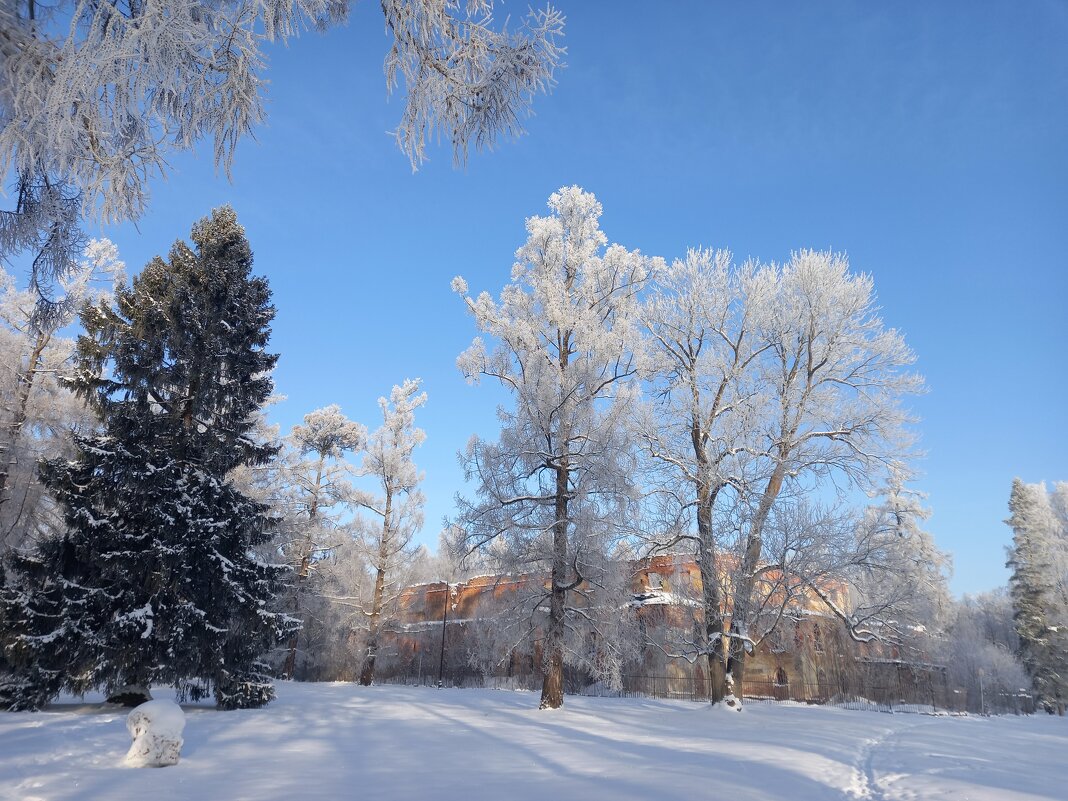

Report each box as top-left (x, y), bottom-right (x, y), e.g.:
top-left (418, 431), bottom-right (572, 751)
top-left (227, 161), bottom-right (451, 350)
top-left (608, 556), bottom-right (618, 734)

top-left (638, 248), bottom-right (774, 703)
top-left (452, 186), bottom-right (656, 709)
top-left (354, 378), bottom-right (426, 686)
top-left (639, 249), bottom-right (924, 707)
top-left (721, 251), bottom-right (922, 705)
top-left (0, 206), bottom-right (293, 710)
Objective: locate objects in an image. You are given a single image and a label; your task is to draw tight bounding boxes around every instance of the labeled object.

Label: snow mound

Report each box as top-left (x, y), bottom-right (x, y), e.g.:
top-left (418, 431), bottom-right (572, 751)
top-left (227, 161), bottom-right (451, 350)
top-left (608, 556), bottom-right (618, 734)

top-left (124, 699), bottom-right (185, 768)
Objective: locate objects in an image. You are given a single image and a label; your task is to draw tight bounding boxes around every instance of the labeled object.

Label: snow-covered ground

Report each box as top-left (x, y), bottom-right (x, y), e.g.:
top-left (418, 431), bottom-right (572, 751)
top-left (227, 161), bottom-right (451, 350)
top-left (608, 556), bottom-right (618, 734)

top-left (1, 683), bottom-right (1065, 801)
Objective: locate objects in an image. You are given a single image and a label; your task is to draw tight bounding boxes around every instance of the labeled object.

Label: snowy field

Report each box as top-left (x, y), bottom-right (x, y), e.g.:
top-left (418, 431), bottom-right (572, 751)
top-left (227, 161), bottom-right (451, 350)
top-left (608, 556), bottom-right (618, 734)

top-left (1, 683), bottom-right (1065, 801)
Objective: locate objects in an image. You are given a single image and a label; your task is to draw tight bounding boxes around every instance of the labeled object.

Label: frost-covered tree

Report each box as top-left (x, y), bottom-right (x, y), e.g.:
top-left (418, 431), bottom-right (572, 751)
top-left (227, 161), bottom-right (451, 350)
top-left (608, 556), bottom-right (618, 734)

top-left (0, 206), bottom-right (293, 710)
top-left (840, 482), bottom-right (950, 645)
top-left (637, 248), bottom-right (775, 702)
top-left (277, 405), bottom-right (365, 679)
top-left (226, 399), bottom-right (367, 682)
top-left (1006, 478), bottom-right (1068, 714)
top-left (717, 251), bottom-right (923, 705)
top-left (410, 528), bottom-right (485, 585)
top-left (452, 187), bottom-right (657, 708)
top-left (0, 171), bottom-right (87, 326)
top-left (297, 536), bottom-right (370, 681)
top-left (938, 589), bottom-right (1028, 713)
top-left (0, 240), bottom-right (124, 541)
top-left (639, 249), bottom-right (924, 707)
top-left (354, 378), bottom-right (427, 686)
top-left (0, 0), bottom-right (564, 308)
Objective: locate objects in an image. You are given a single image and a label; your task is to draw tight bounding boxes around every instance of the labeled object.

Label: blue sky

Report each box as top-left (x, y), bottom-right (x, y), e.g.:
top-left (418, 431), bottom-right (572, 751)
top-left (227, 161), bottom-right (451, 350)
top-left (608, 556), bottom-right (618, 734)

top-left (94, 1), bottom-right (1066, 595)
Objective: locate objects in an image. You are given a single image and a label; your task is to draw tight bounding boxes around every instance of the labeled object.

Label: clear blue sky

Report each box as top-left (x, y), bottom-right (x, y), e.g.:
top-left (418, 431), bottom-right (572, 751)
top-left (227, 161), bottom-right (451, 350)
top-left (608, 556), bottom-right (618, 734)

top-left (96, 1), bottom-right (1065, 595)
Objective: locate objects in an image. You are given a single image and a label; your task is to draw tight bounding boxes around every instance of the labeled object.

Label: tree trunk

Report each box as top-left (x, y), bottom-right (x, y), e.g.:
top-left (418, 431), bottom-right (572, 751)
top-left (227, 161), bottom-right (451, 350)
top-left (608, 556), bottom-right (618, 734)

top-left (281, 540), bottom-right (312, 680)
top-left (360, 490), bottom-right (393, 687)
top-left (688, 365), bottom-right (733, 704)
top-left (359, 564), bottom-right (386, 686)
top-left (0, 330), bottom-right (49, 509)
top-left (696, 481), bottom-right (727, 704)
top-left (724, 620), bottom-right (745, 708)
top-left (539, 459), bottom-right (569, 710)
top-left (540, 321), bottom-right (573, 710)
top-left (727, 460), bottom-right (787, 707)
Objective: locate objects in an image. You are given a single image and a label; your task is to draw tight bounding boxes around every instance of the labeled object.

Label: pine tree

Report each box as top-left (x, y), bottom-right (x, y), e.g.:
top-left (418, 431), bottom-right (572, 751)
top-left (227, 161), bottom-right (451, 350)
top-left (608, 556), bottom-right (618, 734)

top-left (1006, 478), bottom-right (1067, 714)
top-left (0, 206), bottom-right (293, 710)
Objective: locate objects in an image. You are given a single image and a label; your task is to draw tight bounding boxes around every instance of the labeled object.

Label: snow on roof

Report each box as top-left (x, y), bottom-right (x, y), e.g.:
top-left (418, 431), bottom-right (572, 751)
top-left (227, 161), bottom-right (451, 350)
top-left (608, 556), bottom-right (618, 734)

top-left (628, 590), bottom-right (702, 608)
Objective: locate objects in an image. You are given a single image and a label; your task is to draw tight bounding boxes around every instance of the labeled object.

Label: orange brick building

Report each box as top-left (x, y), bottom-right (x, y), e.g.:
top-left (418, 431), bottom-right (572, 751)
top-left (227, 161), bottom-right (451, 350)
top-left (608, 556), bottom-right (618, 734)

top-left (376, 554), bottom-right (915, 699)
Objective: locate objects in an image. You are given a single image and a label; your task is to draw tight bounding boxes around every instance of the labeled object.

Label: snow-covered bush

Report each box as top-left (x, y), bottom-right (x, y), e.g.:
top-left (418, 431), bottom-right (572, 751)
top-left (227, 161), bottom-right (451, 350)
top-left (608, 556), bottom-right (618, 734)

top-left (124, 700), bottom-right (185, 768)
top-left (215, 663), bottom-right (277, 711)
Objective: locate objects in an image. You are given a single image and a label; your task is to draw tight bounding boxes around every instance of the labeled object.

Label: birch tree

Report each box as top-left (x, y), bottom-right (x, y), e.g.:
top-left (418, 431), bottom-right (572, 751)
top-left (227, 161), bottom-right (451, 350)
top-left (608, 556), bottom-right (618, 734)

top-left (354, 378), bottom-right (427, 686)
top-left (0, 1), bottom-right (564, 310)
top-left (452, 186), bottom-right (656, 708)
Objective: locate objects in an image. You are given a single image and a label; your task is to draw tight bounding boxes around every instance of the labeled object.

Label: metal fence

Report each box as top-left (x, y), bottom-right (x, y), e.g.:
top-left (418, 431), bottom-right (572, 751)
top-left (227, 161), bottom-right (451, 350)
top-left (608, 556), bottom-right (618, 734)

top-left (373, 669), bottom-right (1036, 715)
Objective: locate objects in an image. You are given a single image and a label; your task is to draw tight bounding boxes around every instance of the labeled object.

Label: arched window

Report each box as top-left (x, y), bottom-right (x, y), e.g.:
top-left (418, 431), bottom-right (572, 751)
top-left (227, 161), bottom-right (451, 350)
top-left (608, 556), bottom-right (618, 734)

top-left (813, 624), bottom-right (824, 653)
top-left (774, 667), bottom-right (789, 686)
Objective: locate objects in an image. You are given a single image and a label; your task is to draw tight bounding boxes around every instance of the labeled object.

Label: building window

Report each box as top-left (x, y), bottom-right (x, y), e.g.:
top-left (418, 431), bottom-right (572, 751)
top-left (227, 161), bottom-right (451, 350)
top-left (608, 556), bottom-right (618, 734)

top-left (813, 624), bottom-right (824, 653)
top-left (774, 668), bottom-right (789, 686)
top-left (647, 571), bottom-right (663, 589)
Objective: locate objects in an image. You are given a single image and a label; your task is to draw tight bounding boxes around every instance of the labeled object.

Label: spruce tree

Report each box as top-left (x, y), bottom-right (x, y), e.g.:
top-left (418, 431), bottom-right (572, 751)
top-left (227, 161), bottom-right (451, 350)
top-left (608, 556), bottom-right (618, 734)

top-left (0, 206), bottom-right (293, 710)
top-left (1006, 478), bottom-right (1067, 714)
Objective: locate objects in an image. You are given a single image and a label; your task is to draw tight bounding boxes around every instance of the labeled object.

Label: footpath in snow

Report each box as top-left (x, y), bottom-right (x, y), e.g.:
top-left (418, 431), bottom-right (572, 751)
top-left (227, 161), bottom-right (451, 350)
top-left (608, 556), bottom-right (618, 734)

top-left (0, 682), bottom-right (1065, 801)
